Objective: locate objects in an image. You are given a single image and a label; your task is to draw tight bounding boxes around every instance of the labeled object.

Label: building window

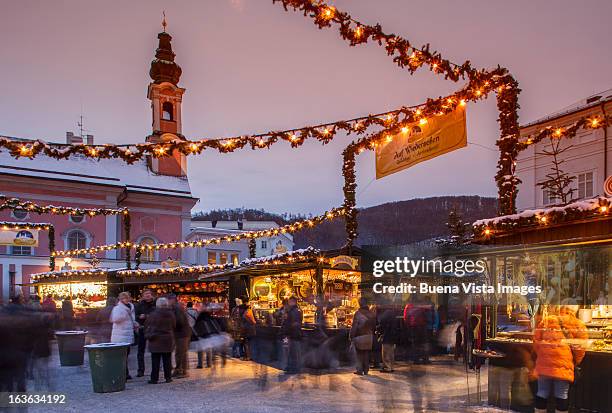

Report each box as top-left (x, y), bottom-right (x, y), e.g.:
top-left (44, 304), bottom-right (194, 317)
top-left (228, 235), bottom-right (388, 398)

top-left (261, 240), bottom-right (267, 249)
top-left (162, 102), bottom-right (173, 121)
top-left (577, 172), bottom-right (594, 199)
top-left (542, 188), bottom-right (557, 206)
top-left (139, 237), bottom-right (157, 262)
top-left (11, 245), bottom-right (32, 255)
top-left (11, 210), bottom-right (29, 220)
top-left (69, 213), bottom-right (85, 224)
top-left (68, 230), bottom-right (87, 257)
top-left (207, 251), bottom-right (217, 265)
top-left (231, 253), bottom-right (239, 266)
top-left (219, 252), bottom-right (228, 265)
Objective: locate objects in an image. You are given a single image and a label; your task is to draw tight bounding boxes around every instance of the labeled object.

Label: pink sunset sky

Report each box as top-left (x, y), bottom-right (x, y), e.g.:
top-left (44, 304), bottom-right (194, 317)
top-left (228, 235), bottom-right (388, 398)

top-left (2, 0), bottom-right (611, 214)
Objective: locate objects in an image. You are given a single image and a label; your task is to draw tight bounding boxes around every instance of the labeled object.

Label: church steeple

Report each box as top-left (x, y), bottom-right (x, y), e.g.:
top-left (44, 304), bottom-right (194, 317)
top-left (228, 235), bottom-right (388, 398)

top-left (146, 17), bottom-right (187, 177)
top-left (149, 31), bottom-right (182, 86)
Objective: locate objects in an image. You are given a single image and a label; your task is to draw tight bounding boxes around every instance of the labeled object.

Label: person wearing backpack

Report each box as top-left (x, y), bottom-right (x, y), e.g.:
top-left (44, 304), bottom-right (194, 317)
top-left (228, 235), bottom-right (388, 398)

top-left (350, 298), bottom-right (376, 375)
top-left (238, 296), bottom-right (257, 361)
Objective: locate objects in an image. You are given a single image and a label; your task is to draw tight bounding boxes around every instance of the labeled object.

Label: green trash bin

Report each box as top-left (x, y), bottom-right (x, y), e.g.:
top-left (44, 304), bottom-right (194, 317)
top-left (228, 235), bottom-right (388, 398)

top-left (55, 331), bottom-right (87, 366)
top-left (84, 343), bottom-right (131, 393)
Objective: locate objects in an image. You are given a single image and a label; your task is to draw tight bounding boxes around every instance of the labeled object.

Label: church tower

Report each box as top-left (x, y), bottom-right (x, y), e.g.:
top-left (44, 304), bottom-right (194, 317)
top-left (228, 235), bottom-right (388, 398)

top-left (146, 22), bottom-right (187, 177)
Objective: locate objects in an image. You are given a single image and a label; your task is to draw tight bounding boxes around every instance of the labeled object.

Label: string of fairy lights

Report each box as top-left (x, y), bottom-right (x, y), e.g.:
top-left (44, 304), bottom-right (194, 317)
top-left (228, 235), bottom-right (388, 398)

top-left (0, 102), bottom-right (445, 163)
top-left (51, 207), bottom-right (346, 264)
top-left (31, 247), bottom-right (322, 282)
top-left (0, 196), bottom-right (129, 217)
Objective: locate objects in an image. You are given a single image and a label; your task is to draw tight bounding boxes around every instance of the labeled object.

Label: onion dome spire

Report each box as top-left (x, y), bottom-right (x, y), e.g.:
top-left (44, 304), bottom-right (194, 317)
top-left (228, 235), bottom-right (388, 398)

top-left (149, 15), bottom-right (182, 85)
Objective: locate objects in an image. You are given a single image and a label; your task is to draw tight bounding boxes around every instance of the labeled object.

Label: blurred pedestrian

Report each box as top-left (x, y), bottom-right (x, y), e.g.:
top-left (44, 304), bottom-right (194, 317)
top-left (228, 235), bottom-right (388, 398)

top-left (281, 296), bottom-right (302, 374)
top-left (185, 302), bottom-right (202, 367)
top-left (168, 295), bottom-right (190, 378)
top-left (29, 295), bottom-right (42, 311)
top-left (145, 297), bottom-right (176, 384)
top-left (230, 298), bottom-right (244, 358)
top-left (350, 298), bottom-right (376, 376)
top-left (192, 305), bottom-right (227, 368)
top-left (533, 301), bottom-right (587, 413)
top-left (135, 289), bottom-right (156, 377)
top-left (377, 306), bottom-right (400, 372)
top-left (110, 292), bottom-right (138, 380)
top-left (239, 296), bottom-right (257, 361)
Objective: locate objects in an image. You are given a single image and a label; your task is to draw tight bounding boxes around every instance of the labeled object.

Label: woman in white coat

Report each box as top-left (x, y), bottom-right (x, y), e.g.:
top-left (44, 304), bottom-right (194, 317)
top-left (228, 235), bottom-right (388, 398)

top-left (110, 291), bottom-right (138, 379)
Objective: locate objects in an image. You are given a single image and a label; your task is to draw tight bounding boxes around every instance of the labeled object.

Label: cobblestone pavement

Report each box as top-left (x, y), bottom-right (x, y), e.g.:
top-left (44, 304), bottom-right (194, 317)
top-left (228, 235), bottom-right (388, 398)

top-left (14, 344), bottom-right (504, 413)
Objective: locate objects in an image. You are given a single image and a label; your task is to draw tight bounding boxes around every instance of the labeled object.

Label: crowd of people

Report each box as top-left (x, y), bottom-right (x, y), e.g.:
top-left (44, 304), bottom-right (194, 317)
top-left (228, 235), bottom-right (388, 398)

top-left (0, 290), bottom-right (588, 412)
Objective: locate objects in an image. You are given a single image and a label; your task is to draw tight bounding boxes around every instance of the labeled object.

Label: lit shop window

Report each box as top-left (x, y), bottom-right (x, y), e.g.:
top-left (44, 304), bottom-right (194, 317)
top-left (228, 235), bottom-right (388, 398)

top-left (219, 252), bottom-right (228, 265)
top-left (207, 251), bottom-right (217, 265)
top-left (231, 253), bottom-right (239, 266)
top-left (577, 172), bottom-right (594, 199)
top-left (139, 237), bottom-right (157, 262)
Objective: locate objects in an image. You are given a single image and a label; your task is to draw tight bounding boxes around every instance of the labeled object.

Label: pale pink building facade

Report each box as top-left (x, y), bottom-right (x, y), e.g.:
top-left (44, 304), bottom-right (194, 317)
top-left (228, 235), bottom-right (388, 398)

top-left (516, 90), bottom-right (612, 211)
top-left (0, 29), bottom-right (197, 301)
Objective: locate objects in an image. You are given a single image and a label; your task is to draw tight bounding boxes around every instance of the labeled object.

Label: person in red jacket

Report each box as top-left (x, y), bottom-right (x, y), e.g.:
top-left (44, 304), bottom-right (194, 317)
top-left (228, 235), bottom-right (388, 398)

top-left (533, 300), bottom-right (587, 413)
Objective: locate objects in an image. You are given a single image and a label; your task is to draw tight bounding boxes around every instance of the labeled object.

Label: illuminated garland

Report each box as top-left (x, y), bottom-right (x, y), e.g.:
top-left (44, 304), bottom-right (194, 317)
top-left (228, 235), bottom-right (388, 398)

top-left (473, 196), bottom-right (612, 240)
top-left (117, 264), bottom-right (233, 278)
top-left (0, 103), bottom-right (428, 163)
top-left (31, 268), bottom-right (108, 282)
top-left (0, 221), bottom-right (52, 231)
top-left (52, 207), bottom-right (346, 260)
top-left (273, 0), bottom-right (523, 218)
top-left (0, 195), bottom-right (132, 269)
top-left (32, 248), bottom-right (321, 282)
top-left (241, 246), bottom-right (320, 267)
top-left (0, 196), bottom-right (129, 217)
top-left (517, 115), bottom-right (610, 150)
top-left (0, 221), bottom-right (55, 270)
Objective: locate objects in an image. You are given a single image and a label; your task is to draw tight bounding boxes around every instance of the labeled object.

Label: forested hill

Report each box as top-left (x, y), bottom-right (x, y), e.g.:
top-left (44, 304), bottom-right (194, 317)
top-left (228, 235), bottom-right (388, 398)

top-left (193, 196), bottom-right (497, 250)
top-left (294, 196), bottom-right (497, 249)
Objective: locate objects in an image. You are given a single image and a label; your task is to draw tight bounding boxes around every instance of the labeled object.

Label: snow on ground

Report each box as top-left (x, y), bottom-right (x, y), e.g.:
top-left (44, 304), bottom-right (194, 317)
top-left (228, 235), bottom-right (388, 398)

top-left (18, 343), bottom-right (508, 413)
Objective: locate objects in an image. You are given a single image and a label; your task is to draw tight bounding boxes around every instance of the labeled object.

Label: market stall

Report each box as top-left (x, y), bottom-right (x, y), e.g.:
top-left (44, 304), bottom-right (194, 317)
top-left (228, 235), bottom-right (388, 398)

top-left (469, 200), bottom-right (612, 413)
top-left (203, 247), bottom-right (365, 367)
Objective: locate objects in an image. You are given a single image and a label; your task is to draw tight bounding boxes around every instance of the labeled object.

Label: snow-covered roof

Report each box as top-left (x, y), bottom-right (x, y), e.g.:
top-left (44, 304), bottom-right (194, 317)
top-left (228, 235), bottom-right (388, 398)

top-left (473, 196), bottom-right (612, 228)
top-left (521, 88), bottom-right (612, 128)
top-left (0, 140), bottom-right (193, 199)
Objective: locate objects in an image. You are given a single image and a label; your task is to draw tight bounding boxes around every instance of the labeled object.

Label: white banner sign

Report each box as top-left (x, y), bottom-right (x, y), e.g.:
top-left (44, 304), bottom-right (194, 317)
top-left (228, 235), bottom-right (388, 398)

top-left (0, 229), bottom-right (39, 246)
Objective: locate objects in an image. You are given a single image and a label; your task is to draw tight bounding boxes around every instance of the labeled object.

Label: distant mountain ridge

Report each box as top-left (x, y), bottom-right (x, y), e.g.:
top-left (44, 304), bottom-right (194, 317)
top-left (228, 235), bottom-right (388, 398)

top-left (193, 196), bottom-right (497, 250)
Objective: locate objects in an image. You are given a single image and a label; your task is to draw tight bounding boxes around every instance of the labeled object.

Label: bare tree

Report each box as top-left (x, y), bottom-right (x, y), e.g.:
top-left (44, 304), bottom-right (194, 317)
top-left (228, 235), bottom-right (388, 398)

top-left (537, 136), bottom-right (576, 205)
